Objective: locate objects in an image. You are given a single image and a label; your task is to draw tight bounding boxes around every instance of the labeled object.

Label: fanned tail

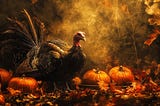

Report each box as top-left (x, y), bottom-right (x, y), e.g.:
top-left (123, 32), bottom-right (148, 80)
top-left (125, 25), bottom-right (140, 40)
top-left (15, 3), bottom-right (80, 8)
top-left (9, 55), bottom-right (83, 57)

top-left (0, 19), bottom-right (35, 71)
top-left (0, 9), bottom-right (48, 72)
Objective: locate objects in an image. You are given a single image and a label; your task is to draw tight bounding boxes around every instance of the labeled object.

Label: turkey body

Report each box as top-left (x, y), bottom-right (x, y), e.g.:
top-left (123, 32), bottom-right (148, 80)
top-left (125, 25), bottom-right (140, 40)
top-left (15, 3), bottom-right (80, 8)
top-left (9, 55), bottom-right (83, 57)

top-left (21, 39), bottom-right (86, 82)
top-left (0, 10), bottom-right (86, 85)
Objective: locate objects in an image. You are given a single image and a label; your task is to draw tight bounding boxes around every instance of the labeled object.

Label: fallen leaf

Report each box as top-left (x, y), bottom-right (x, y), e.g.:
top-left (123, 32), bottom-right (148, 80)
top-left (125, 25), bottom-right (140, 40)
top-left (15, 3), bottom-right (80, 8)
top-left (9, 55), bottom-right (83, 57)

top-left (72, 77), bottom-right (82, 89)
top-left (144, 29), bottom-right (160, 46)
top-left (7, 87), bottom-right (21, 95)
top-left (98, 81), bottom-right (109, 91)
top-left (145, 3), bottom-right (160, 15)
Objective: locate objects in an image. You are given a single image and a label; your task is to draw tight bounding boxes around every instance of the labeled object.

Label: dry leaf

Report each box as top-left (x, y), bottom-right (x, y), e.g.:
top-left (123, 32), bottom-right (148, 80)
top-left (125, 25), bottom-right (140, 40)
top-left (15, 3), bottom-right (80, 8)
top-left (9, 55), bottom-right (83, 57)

top-left (148, 17), bottom-right (160, 25)
top-left (145, 3), bottom-right (160, 15)
top-left (110, 84), bottom-right (123, 94)
top-left (72, 77), bottom-right (82, 89)
top-left (149, 78), bottom-right (158, 86)
top-left (98, 81), bottom-right (109, 91)
top-left (144, 29), bottom-right (160, 46)
top-left (154, 0), bottom-right (160, 2)
top-left (144, 0), bottom-right (152, 8)
top-left (72, 77), bottom-right (82, 85)
top-left (7, 87), bottom-right (21, 95)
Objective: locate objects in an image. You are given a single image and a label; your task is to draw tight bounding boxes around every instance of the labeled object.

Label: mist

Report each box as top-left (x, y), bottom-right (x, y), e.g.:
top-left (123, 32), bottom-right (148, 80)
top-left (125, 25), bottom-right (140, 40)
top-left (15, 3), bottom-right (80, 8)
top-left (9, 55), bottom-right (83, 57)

top-left (0, 0), bottom-right (157, 69)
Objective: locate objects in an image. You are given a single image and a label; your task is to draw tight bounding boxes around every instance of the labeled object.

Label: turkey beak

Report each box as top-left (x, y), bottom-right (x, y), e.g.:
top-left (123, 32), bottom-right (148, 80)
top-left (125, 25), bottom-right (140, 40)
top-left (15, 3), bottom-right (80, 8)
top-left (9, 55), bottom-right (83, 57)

top-left (82, 36), bottom-right (86, 42)
top-left (80, 33), bottom-right (86, 42)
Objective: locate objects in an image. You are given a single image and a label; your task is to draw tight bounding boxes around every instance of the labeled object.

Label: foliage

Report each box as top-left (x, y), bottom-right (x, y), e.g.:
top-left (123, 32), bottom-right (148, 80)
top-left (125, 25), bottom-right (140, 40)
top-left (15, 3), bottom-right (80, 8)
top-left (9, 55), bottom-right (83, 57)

top-left (0, 84), bottom-right (159, 106)
top-left (144, 0), bottom-right (160, 46)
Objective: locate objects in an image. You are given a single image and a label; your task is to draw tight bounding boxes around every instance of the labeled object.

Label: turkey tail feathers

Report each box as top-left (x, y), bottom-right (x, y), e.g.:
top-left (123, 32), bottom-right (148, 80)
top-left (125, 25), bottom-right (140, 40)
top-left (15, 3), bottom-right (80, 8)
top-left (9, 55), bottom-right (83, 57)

top-left (0, 9), bottom-right (45, 71)
top-left (23, 9), bottom-right (38, 45)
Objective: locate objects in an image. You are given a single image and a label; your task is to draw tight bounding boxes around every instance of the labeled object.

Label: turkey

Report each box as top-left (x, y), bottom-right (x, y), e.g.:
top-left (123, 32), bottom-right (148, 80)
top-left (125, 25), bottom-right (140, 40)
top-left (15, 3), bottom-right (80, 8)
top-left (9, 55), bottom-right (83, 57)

top-left (0, 10), bottom-right (41, 71)
top-left (16, 32), bottom-right (86, 81)
top-left (0, 9), bottom-right (86, 90)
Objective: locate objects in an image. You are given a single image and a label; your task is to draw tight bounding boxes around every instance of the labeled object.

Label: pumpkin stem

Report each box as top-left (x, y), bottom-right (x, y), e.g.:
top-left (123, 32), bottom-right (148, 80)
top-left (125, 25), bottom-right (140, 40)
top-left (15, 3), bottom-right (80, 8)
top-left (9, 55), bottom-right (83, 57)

top-left (119, 65), bottom-right (123, 71)
top-left (21, 74), bottom-right (26, 78)
top-left (93, 68), bottom-right (100, 74)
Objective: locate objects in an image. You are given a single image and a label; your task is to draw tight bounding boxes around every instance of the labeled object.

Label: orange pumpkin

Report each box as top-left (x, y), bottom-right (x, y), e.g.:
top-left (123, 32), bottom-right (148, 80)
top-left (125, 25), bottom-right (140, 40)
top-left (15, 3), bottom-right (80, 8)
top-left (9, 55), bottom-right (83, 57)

top-left (83, 69), bottom-right (110, 85)
top-left (0, 68), bottom-right (12, 90)
top-left (109, 66), bottom-right (134, 84)
top-left (0, 94), bottom-right (5, 105)
top-left (8, 77), bottom-right (38, 93)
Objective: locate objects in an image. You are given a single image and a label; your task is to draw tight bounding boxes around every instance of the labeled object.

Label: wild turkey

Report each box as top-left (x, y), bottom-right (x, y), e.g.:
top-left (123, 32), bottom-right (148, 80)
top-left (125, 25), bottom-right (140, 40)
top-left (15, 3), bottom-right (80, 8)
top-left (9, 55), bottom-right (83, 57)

top-left (0, 9), bottom-right (86, 90)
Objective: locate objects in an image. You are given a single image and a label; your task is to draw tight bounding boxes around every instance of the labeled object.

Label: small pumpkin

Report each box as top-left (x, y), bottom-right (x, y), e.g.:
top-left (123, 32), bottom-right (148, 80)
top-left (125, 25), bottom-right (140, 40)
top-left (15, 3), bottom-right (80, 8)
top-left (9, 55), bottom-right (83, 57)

top-left (83, 69), bottom-right (110, 85)
top-left (0, 68), bottom-right (12, 90)
top-left (8, 77), bottom-right (38, 93)
top-left (109, 66), bottom-right (134, 84)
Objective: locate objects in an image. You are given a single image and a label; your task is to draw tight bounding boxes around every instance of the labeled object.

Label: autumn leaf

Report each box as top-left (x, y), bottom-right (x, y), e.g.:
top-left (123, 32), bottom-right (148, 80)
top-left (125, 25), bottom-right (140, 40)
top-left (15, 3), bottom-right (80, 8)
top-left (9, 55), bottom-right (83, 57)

top-left (148, 17), bottom-right (160, 25)
top-left (149, 78), bottom-right (158, 86)
top-left (97, 81), bottom-right (109, 91)
top-left (7, 87), bottom-right (21, 95)
top-left (145, 3), bottom-right (160, 15)
top-left (144, 0), bottom-right (151, 7)
top-left (109, 84), bottom-right (124, 94)
top-left (144, 29), bottom-right (160, 46)
top-left (72, 77), bottom-right (82, 89)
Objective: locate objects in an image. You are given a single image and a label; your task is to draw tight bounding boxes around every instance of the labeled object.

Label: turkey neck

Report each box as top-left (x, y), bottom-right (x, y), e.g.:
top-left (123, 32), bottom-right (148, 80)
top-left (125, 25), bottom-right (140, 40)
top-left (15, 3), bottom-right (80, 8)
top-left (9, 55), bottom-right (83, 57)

top-left (73, 40), bottom-right (81, 47)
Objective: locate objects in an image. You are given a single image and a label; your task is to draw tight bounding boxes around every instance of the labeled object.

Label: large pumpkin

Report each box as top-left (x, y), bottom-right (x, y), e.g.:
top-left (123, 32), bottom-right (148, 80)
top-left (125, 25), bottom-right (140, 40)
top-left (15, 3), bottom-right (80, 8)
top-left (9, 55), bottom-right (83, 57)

top-left (8, 77), bottom-right (38, 93)
top-left (0, 68), bottom-right (12, 90)
top-left (83, 69), bottom-right (110, 85)
top-left (109, 66), bottom-right (134, 84)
